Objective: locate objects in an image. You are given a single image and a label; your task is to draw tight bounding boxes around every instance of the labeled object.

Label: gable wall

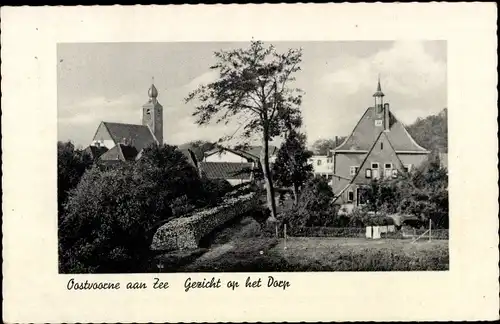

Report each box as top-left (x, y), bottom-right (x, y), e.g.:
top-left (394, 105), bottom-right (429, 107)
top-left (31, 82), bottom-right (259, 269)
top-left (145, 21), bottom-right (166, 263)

top-left (351, 134), bottom-right (405, 186)
top-left (92, 123), bottom-right (115, 149)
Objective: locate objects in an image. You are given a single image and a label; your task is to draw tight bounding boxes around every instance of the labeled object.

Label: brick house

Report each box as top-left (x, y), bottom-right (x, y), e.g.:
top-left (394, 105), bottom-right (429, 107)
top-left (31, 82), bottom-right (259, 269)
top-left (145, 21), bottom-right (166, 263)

top-left (331, 79), bottom-right (430, 210)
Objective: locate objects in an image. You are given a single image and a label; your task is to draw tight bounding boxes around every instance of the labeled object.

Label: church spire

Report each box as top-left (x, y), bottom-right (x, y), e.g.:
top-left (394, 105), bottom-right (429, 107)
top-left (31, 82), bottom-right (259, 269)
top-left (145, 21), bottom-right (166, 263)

top-left (373, 75), bottom-right (385, 113)
top-left (148, 77), bottom-right (158, 100)
top-left (373, 75), bottom-right (385, 98)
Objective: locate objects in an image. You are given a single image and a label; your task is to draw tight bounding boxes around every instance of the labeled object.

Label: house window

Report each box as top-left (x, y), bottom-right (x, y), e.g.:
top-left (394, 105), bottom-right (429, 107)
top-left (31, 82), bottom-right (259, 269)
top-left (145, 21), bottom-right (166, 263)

top-left (327, 158), bottom-right (332, 163)
top-left (403, 164), bottom-right (413, 173)
top-left (383, 163), bottom-right (393, 178)
top-left (392, 169), bottom-right (398, 178)
top-left (317, 160), bottom-right (322, 166)
top-left (375, 120), bottom-right (383, 127)
top-left (350, 166), bottom-right (359, 176)
top-left (365, 169), bottom-right (372, 178)
top-left (371, 162), bottom-right (379, 179)
top-left (347, 190), bottom-right (354, 202)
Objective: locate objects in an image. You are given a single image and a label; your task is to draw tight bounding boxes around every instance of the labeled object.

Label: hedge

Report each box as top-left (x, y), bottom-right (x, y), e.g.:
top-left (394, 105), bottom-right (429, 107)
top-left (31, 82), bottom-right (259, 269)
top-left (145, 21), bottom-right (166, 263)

top-left (286, 226), bottom-right (449, 240)
top-left (151, 192), bottom-right (258, 251)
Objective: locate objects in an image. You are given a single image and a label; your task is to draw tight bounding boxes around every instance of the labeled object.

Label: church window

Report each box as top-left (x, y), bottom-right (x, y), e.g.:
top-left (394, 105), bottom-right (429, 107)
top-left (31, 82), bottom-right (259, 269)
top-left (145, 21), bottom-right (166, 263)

top-left (380, 142), bottom-right (384, 150)
top-left (371, 162), bottom-right (379, 169)
top-left (365, 169), bottom-right (372, 178)
top-left (375, 120), bottom-right (383, 127)
top-left (350, 166), bottom-right (359, 176)
top-left (146, 109), bottom-right (151, 115)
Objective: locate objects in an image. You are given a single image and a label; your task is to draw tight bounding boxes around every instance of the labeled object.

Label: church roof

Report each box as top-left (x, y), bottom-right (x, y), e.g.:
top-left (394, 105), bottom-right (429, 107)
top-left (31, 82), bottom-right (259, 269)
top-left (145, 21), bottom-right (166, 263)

top-left (83, 145), bottom-right (109, 160)
top-left (198, 162), bottom-right (254, 180)
top-left (100, 122), bottom-right (158, 152)
top-left (99, 143), bottom-right (139, 162)
top-left (334, 107), bottom-right (429, 153)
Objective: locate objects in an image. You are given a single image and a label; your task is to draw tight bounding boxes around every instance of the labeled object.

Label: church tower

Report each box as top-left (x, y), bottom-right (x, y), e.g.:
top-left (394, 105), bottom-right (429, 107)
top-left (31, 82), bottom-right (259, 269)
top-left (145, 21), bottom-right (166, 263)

top-left (142, 81), bottom-right (163, 144)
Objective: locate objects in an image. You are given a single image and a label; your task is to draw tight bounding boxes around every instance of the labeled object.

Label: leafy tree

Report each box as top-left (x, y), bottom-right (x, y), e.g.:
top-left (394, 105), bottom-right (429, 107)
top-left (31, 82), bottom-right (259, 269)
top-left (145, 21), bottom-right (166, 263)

top-left (57, 141), bottom-right (93, 213)
top-left (311, 137), bottom-right (346, 155)
top-left (272, 130), bottom-right (313, 204)
top-left (59, 144), bottom-right (211, 273)
top-left (407, 108), bottom-right (448, 153)
top-left (360, 153), bottom-right (449, 228)
top-left (186, 40), bottom-right (304, 222)
top-left (285, 177), bottom-right (336, 227)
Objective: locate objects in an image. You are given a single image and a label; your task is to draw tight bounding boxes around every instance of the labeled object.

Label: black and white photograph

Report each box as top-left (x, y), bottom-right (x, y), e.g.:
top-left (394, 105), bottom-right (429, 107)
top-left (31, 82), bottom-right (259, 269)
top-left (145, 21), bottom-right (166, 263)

top-left (3, 4), bottom-right (498, 323)
top-left (57, 40), bottom-right (449, 273)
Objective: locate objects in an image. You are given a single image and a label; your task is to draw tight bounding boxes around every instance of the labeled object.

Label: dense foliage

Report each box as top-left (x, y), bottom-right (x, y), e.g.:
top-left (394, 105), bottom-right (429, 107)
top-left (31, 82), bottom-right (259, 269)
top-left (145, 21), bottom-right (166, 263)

top-left (58, 144), bottom-right (230, 273)
top-left (360, 153), bottom-right (449, 228)
top-left (311, 137), bottom-right (346, 155)
top-left (406, 108), bottom-right (448, 153)
top-left (57, 141), bottom-right (93, 213)
top-left (282, 177), bottom-right (337, 227)
top-left (186, 40), bottom-right (304, 221)
top-left (272, 130), bottom-right (313, 203)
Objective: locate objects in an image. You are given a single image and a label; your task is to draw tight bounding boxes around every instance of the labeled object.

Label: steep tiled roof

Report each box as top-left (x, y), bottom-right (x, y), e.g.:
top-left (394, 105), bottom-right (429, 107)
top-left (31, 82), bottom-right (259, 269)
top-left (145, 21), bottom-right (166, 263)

top-left (198, 162), bottom-right (254, 180)
top-left (102, 122), bottom-right (158, 152)
top-left (83, 145), bottom-right (109, 160)
top-left (99, 144), bottom-right (138, 162)
top-left (334, 107), bottom-right (428, 152)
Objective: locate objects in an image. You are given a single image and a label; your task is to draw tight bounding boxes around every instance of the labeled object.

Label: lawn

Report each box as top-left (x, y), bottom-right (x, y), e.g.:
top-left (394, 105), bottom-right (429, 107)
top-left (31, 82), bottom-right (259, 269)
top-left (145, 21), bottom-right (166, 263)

top-left (151, 216), bottom-right (448, 272)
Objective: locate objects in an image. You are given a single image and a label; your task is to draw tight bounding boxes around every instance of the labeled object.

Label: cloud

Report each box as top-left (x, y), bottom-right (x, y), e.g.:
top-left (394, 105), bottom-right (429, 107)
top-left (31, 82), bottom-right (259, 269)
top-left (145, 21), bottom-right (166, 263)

top-left (302, 41), bottom-right (447, 145)
top-left (321, 41), bottom-right (446, 97)
top-left (183, 71), bottom-right (219, 93)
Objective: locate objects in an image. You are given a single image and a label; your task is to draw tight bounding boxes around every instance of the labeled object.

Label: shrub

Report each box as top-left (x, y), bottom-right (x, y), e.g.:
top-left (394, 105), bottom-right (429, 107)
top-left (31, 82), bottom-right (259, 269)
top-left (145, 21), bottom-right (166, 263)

top-left (59, 144), bottom-right (210, 273)
top-left (282, 177), bottom-right (337, 228)
top-left (57, 141), bottom-right (93, 213)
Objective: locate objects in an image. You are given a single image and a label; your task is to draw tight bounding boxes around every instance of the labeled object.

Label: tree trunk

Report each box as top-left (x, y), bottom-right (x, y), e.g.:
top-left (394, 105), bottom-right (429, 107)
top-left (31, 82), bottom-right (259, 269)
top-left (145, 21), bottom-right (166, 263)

top-left (292, 183), bottom-right (299, 205)
top-left (260, 128), bottom-right (277, 222)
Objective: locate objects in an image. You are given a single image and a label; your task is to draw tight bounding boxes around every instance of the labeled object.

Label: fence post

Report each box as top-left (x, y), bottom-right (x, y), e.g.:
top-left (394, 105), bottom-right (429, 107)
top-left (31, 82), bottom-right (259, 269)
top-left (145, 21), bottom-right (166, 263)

top-left (429, 219), bottom-right (432, 242)
top-left (284, 224), bottom-right (287, 250)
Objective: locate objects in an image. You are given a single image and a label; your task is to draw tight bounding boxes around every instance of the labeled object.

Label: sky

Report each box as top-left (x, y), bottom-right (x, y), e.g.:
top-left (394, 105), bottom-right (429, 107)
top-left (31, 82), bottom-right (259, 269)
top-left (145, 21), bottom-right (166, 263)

top-left (57, 41), bottom-right (447, 148)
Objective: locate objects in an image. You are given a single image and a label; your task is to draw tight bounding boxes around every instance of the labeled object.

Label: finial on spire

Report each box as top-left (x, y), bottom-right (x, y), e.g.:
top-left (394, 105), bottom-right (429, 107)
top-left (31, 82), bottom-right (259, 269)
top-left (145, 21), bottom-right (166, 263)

top-left (148, 77), bottom-right (158, 99)
top-left (373, 74), bottom-right (385, 97)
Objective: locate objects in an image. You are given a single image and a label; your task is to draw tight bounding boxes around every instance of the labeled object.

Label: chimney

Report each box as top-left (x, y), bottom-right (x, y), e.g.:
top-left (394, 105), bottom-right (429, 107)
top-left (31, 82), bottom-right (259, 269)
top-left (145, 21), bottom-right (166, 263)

top-left (383, 103), bottom-right (390, 131)
top-left (334, 136), bottom-right (338, 147)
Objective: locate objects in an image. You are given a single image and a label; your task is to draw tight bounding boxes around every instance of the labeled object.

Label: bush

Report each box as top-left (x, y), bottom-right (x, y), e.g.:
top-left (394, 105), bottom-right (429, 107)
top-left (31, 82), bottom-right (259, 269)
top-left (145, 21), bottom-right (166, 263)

top-left (57, 141), bottom-right (93, 213)
top-left (59, 144), bottom-right (211, 273)
top-left (282, 177), bottom-right (337, 228)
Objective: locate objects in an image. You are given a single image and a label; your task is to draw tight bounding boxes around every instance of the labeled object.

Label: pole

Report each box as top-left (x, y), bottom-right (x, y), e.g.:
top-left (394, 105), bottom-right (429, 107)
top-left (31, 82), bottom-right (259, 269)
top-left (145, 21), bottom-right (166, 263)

top-left (284, 224), bottom-right (287, 250)
top-left (275, 224), bottom-right (278, 238)
top-left (429, 219), bottom-right (432, 242)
